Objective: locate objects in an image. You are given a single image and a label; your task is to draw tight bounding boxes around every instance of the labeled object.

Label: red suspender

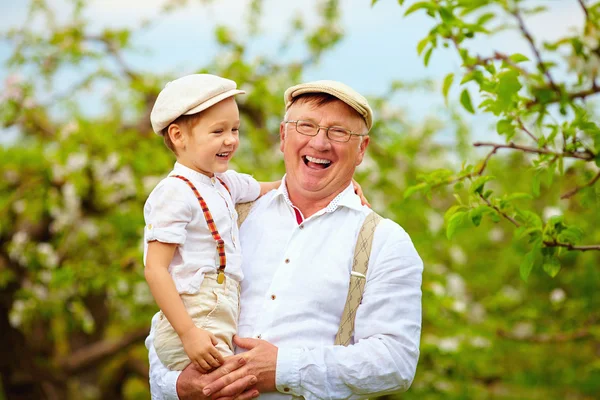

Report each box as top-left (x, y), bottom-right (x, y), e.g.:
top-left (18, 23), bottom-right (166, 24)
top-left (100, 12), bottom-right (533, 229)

top-left (171, 175), bottom-right (228, 283)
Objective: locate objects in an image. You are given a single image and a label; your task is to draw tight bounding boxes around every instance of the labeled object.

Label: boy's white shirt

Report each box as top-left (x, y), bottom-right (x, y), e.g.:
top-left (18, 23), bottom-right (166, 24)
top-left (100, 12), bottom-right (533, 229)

top-left (143, 162), bottom-right (261, 294)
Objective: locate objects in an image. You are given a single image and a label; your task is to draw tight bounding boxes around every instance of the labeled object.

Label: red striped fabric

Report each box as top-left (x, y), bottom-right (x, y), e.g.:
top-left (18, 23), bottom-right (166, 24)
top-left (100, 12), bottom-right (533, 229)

top-left (171, 175), bottom-right (227, 276)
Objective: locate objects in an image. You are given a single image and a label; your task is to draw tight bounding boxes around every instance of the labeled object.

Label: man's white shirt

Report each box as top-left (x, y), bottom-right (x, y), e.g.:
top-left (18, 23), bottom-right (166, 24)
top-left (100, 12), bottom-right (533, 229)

top-left (147, 177), bottom-right (423, 399)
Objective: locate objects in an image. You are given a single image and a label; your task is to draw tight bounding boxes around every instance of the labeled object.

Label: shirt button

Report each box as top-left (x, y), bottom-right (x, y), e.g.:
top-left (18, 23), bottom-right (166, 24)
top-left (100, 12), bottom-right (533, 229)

top-left (271, 294), bottom-right (276, 300)
top-left (299, 224), bottom-right (304, 230)
top-left (285, 258), bottom-right (290, 264)
top-left (257, 334), bottom-right (262, 339)
top-left (283, 387), bottom-right (290, 393)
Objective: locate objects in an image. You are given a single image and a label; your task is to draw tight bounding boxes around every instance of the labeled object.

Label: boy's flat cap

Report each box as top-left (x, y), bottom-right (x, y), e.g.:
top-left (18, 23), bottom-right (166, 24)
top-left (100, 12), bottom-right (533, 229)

top-left (151, 74), bottom-right (245, 134)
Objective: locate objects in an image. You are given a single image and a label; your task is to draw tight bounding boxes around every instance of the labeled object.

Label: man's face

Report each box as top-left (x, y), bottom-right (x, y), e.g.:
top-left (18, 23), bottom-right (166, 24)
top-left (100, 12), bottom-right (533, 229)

top-left (279, 98), bottom-right (369, 202)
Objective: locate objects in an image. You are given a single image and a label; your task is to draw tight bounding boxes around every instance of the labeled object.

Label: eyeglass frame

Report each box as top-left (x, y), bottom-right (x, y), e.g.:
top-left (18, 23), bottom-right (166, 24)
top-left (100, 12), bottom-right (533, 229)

top-left (283, 120), bottom-right (369, 143)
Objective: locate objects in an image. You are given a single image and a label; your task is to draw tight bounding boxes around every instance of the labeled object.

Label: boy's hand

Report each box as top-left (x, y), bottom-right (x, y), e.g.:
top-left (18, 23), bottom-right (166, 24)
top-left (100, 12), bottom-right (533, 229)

top-left (352, 179), bottom-right (371, 208)
top-left (181, 326), bottom-right (225, 372)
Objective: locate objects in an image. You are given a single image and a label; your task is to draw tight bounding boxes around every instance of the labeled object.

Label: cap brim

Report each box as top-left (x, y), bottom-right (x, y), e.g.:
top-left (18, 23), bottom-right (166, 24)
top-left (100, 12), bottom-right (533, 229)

top-left (184, 89), bottom-right (246, 115)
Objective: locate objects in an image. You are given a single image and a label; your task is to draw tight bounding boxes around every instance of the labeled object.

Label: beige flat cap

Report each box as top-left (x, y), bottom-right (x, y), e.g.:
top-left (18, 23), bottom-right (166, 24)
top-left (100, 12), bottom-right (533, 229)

top-left (284, 80), bottom-right (373, 131)
top-left (150, 74), bottom-right (245, 134)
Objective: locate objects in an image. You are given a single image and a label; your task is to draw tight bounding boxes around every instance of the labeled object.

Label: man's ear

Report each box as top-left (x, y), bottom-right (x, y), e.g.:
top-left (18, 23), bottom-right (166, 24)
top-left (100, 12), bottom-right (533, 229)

top-left (168, 124), bottom-right (185, 151)
top-left (279, 122), bottom-right (286, 153)
top-left (355, 136), bottom-right (370, 166)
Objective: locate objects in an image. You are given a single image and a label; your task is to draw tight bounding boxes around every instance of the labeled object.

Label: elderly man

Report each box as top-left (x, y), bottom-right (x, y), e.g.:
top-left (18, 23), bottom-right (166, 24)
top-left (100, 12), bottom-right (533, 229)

top-left (147, 80), bottom-right (423, 399)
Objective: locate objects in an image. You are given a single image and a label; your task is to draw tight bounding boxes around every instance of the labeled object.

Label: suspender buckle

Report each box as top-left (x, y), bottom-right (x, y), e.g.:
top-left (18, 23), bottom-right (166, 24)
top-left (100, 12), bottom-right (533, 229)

top-left (217, 271), bottom-right (226, 284)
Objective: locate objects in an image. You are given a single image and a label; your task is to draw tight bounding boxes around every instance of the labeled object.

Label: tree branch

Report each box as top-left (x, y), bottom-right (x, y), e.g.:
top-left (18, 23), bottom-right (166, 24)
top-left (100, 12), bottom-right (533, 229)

top-left (561, 170), bottom-right (600, 199)
top-left (577, 0), bottom-right (590, 23)
top-left (543, 240), bottom-right (600, 251)
top-left (525, 83), bottom-right (600, 108)
top-left (473, 141), bottom-right (595, 161)
top-left (512, 8), bottom-right (558, 91)
top-left (479, 194), bottom-right (521, 227)
top-left (58, 327), bottom-right (149, 374)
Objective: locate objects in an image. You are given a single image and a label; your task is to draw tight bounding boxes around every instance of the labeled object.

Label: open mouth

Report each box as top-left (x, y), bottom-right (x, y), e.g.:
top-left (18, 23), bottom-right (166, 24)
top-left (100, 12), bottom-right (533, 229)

top-left (303, 155), bottom-right (332, 169)
top-left (216, 152), bottom-right (231, 159)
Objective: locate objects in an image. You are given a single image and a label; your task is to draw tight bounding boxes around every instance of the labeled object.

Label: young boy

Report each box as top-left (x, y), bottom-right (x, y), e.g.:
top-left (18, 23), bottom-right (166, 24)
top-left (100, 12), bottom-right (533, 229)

top-left (143, 74), bottom-right (278, 371)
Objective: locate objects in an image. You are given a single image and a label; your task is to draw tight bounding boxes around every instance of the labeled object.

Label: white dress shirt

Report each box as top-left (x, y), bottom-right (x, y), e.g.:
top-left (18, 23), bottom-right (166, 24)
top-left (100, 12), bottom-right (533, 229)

top-left (147, 176), bottom-right (423, 399)
top-left (143, 162), bottom-right (260, 293)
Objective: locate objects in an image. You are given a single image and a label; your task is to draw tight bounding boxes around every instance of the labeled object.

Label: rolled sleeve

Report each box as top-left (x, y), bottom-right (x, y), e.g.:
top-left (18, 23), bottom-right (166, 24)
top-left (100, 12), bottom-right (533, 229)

top-left (220, 170), bottom-right (261, 204)
top-left (144, 181), bottom-right (193, 245)
top-left (146, 313), bottom-right (181, 400)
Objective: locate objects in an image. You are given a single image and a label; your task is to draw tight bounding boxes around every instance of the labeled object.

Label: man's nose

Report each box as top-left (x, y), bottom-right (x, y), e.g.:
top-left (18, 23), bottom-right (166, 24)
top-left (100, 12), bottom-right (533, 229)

top-left (309, 127), bottom-right (331, 150)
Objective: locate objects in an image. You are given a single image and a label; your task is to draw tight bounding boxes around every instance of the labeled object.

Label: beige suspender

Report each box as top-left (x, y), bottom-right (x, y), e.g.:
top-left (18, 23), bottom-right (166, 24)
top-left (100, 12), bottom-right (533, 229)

top-left (235, 202), bottom-right (382, 346)
top-left (334, 211), bottom-right (382, 346)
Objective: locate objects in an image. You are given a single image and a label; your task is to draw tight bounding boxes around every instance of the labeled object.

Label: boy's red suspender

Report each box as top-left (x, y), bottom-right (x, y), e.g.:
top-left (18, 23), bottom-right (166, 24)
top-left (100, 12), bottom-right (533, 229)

top-left (171, 175), bottom-right (230, 284)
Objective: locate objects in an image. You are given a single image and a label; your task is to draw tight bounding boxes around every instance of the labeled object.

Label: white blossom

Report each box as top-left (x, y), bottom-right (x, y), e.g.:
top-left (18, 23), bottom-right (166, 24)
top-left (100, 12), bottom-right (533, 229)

top-left (449, 245), bottom-right (467, 265)
top-left (550, 288), bottom-right (566, 304)
top-left (512, 321), bottom-right (534, 339)
top-left (446, 273), bottom-right (466, 298)
top-left (488, 227), bottom-right (504, 242)
top-left (438, 337), bottom-right (460, 353)
top-left (426, 210), bottom-right (444, 234)
top-left (543, 206), bottom-right (562, 221)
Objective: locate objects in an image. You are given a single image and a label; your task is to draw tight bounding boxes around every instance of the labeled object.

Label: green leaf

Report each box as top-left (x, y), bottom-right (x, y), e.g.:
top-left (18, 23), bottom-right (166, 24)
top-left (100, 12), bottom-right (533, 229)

top-left (595, 154), bottom-right (600, 168)
top-left (404, 182), bottom-right (427, 198)
top-left (446, 211), bottom-right (467, 239)
top-left (496, 70), bottom-right (522, 111)
top-left (424, 47), bottom-right (434, 66)
top-left (509, 53), bottom-right (529, 63)
top-left (470, 175), bottom-right (495, 195)
top-left (371, 0), bottom-right (379, 5)
top-left (416, 36), bottom-right (430, 55)
top-left (542, 254), bottom-right (561, 277)
top-left (460, 89), bottom-right (475, 114)
top-left (520, 250), bottom-right (536, 281)
top-left (496, 119), bottom-right (514, 136)
top-left (469, 207), bottom-right (483, 227)
top-left (404, 1), bottom-right (435, 16)
top-left (442, 73), bottom-right (454, 104)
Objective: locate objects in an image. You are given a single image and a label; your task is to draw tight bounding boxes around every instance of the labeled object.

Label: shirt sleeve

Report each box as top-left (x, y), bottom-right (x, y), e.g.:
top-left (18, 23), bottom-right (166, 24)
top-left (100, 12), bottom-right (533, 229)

top-left (144, 180), bottom-right (193, 245)
top-left (220, 170), bottom-right (261, 204)
top-left (146, 313), bottom-right (182, 400)
top-left (275, 219), bottom-right (423, 399)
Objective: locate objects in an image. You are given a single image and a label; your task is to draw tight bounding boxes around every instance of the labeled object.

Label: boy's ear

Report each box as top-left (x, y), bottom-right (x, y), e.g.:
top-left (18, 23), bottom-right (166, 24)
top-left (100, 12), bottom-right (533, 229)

top-left (168, 124), bottom-right (185, 149)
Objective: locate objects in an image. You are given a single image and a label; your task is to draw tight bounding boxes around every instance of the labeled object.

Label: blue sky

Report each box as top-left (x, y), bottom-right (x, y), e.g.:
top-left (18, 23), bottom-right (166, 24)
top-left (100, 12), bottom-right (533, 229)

top-left (0, 0), bottom-right (587, 142)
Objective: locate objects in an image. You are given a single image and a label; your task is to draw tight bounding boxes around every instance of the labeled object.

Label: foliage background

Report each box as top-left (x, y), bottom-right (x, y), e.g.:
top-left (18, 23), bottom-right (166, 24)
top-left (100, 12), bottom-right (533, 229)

top-left (0, 0), bottom-right (599, 399)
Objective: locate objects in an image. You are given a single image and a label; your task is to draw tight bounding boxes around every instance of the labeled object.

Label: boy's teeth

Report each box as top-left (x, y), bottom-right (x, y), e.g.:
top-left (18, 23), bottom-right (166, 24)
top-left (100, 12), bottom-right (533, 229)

top-left (305, 155), bottom-right (331, 164)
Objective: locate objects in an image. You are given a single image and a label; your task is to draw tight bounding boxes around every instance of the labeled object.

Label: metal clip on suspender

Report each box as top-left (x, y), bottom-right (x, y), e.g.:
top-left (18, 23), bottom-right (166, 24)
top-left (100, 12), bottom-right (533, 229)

top-left (171, 175), bottom-right (231, 284)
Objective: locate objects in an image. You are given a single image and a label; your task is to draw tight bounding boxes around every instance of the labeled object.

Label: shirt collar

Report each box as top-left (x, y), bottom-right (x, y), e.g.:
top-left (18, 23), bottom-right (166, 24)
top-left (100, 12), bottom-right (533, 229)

top-left (270, 175), bottom-right (364, 214)
top-left (171, 162), bottom-right (214, 185)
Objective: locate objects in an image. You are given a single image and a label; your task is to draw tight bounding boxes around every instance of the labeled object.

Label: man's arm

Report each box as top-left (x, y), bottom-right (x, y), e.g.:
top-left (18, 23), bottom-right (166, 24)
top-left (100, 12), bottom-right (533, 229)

top-left (205, 219), bottom-right (423, 399)
top-left (147, 322), bottom-right (259, 400)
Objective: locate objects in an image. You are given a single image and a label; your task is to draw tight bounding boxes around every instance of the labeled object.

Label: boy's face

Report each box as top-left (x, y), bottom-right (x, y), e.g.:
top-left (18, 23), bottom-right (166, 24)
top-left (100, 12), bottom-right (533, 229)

top-left (173, 97), bottom-right (240, 176)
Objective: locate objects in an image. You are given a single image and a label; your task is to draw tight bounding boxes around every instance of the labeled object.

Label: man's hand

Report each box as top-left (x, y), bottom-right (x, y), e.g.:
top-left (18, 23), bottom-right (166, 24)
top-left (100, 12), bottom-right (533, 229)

top-left (177, 357), bottom-right (258, 400)
top-left (204, 336), bottom-right (278, 398)
top-left (181, 326), bottom-right (225, 372)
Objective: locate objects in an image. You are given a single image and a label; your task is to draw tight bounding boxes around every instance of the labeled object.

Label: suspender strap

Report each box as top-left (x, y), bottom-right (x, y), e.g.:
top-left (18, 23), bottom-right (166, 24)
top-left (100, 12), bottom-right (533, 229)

top-left (171, 175), bottom-right (227, 277)
top-left (334, 211), bottom-right (383, 346)
top-left (235, 201), bottom-right (256, 228)
top-left (215, 177), bottom-right (231, 197)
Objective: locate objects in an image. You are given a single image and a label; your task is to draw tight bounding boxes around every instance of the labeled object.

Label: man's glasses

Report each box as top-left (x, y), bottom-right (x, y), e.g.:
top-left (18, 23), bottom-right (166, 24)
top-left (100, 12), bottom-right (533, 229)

top-left (283, 120), bottom-right (368, 143)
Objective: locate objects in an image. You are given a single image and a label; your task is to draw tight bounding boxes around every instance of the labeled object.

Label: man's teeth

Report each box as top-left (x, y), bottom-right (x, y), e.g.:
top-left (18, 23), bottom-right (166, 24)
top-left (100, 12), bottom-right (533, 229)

top-left (305, 155), bottom-right (331, 165)
top-left (217, 152), bottom-right (230, 157)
